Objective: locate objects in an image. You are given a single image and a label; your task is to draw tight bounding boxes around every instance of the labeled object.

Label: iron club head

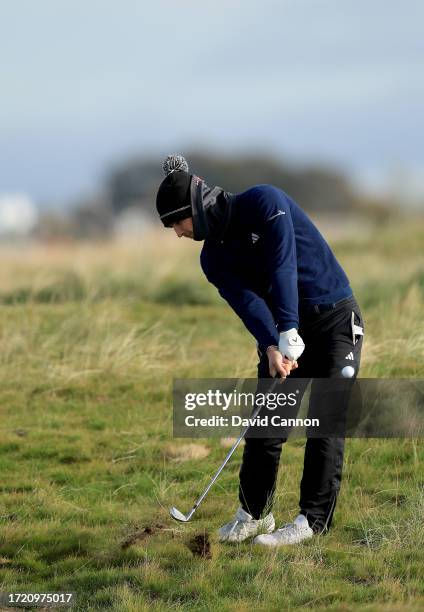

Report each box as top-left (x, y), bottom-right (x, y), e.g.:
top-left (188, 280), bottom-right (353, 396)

top-left (170, 506), bottom-right (190, 522)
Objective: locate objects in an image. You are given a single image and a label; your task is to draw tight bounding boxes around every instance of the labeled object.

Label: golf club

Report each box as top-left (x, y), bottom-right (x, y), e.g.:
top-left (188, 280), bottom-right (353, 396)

top-left (170, 377), bottom-right (282, 522)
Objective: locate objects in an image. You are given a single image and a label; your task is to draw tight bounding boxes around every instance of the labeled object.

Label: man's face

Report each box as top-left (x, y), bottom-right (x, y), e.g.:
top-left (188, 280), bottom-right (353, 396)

top-left (172, 217), bottom-right (194, 239)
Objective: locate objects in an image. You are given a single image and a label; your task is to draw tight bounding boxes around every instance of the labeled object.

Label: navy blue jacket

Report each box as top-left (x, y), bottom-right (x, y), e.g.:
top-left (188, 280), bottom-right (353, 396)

top-left (200, 185), bottom-right (352, 352)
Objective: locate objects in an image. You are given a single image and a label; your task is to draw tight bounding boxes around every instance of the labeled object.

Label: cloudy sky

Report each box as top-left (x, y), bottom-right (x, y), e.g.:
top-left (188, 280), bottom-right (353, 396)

top-left (1, 0), bottom-right (423, 205)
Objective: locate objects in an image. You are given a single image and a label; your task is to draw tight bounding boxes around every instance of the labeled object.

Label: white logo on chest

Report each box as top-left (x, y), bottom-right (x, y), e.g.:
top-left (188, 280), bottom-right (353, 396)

top-left (267, 210), bottom-right (286, 221)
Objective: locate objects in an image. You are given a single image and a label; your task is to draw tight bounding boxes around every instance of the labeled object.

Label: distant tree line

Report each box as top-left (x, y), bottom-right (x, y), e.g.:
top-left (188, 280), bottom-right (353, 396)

top-left (34, 151), bottom-right (392, 240)
top-left (107, 151), bottom-right (358, 216)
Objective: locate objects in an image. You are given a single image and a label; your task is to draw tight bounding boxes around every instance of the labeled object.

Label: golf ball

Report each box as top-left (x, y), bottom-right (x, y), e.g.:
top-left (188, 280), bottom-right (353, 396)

top-left (341, 365), bottom-right (355, 378)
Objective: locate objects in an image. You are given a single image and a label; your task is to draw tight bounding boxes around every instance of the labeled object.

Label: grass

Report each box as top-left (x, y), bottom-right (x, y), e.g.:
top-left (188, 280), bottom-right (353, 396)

top-left (0, 219), bottom-right (423, 611)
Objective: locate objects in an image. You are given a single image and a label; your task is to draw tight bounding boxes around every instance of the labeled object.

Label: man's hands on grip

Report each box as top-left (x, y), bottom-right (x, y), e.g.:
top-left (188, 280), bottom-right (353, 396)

top-left (266, 345), bottom-right (298, 380)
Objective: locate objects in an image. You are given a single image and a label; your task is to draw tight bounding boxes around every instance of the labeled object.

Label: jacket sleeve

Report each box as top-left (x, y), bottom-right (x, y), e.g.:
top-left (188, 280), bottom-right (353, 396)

top-left (247, 186), bottom-right (299, 332)
top-left (200, 249), bottom-right (279, 352)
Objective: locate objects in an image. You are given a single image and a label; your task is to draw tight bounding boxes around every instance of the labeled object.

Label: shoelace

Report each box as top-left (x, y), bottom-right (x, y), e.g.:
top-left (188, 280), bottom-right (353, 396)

top-left (228, 518), bottom-right (252, 536)
top-left (277, 522), bottom-right (298, 535)
top-left (228, 519), bottom-right (241, 536)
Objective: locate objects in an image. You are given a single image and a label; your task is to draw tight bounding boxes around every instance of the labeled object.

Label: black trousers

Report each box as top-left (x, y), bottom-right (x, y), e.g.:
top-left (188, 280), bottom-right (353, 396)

top-left (239, 295), bottom-right (364, 533)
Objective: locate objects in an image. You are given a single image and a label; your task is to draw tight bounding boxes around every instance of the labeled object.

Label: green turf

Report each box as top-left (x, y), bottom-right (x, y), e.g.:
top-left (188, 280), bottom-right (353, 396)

top-left (0, 220), bottom-right (423, 611)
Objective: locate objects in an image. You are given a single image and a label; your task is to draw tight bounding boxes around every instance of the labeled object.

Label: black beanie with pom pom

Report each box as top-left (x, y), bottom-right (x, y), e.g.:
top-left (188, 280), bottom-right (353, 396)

top-left (156, 155), bottom-right (193, 227)
top-left (156, 154), bottom-right (235, 241)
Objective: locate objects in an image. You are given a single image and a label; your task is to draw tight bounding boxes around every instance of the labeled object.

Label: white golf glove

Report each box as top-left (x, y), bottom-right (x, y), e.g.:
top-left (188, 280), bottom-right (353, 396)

top-left (278, 328), bottom-right (305, 361)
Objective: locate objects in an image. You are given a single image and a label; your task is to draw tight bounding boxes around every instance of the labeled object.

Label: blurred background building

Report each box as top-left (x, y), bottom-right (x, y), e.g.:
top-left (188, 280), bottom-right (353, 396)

top-left (0, 194), bottom-right (38, 238)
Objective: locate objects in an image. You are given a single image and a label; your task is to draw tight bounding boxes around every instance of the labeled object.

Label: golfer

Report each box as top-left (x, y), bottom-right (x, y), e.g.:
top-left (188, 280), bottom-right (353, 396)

top-left (156, 155), bottom-right (364, 546)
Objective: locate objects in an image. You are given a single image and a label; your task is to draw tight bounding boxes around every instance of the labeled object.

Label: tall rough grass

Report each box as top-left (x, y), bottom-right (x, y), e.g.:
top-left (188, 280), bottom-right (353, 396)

top-left (0, 218), bottom-right (422, 611)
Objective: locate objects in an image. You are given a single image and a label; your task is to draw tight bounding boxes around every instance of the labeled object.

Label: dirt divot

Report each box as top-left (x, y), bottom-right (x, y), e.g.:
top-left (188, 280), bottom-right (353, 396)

top-left (121, 523), bottom-right (169, 549)
top-left (14, 429), bottom-right (28, 437)
top-left (164, 443), bottom-right (210, 462)
top-left (186, 533), bottom-right (212, 559)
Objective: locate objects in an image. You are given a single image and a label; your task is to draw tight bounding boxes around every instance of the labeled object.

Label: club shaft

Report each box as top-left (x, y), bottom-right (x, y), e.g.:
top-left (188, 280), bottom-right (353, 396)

top-left (188, 425), bottom-right (249, 515)
top-left (183, 378), bottom-right (282, 520)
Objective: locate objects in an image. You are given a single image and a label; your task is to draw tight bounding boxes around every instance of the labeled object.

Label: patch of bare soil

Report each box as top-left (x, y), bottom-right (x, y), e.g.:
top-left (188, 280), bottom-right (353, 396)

top-left (120, 523), bottom-right (169, 549)
top-left (164, 443), bottom-right (210, 462)
top-left (186, 533), bottom-right (212, 559)
top-left (0, 557), bottom-right (12, 567)
top-left (220, 437), bottom-right (237, 448)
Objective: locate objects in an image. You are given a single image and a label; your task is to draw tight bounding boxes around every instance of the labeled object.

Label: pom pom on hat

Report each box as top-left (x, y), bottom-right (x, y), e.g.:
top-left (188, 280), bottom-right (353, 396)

top-left (162, 154), bottom-right (189, 176)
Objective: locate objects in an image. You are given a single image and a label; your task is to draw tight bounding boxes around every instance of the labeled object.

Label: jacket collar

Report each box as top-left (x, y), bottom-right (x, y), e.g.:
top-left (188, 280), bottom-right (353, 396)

top-left (190, 175), bottom-right (235, 241)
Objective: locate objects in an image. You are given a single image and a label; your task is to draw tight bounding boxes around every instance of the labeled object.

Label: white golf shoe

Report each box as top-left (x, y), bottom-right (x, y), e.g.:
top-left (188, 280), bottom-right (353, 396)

top-left (218, 507), bottom-right (275, 543)
top-left (254, 514), bottom-right (314, 547)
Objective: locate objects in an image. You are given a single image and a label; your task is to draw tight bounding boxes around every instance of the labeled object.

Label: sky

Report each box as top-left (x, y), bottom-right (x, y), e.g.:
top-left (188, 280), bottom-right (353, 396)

top-left (1, 0), bottom-right (423, 206)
